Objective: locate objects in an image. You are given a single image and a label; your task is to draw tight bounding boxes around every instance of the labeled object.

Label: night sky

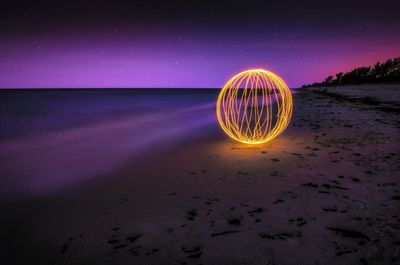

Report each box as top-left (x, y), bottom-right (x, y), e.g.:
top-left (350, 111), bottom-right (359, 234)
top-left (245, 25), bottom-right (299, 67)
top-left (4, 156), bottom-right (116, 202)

top-left (1, 0), bottom-right (399, 88)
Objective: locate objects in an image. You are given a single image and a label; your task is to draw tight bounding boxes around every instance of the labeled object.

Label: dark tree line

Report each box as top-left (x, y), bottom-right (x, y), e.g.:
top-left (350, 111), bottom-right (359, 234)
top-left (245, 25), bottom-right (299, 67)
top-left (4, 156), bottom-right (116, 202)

top-left (302, 57), bottom-right (400, 88)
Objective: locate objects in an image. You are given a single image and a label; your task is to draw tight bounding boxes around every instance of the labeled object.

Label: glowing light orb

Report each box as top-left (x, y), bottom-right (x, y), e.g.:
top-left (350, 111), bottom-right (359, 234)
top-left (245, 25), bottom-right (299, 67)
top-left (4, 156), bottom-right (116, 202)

top-left (216, 69), bottom-right (293, 144)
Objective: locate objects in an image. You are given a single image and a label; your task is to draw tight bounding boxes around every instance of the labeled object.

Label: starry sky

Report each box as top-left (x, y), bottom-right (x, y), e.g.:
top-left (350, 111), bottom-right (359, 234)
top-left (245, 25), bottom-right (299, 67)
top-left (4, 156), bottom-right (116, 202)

top-left (1, 0), bottom-right (399, 88)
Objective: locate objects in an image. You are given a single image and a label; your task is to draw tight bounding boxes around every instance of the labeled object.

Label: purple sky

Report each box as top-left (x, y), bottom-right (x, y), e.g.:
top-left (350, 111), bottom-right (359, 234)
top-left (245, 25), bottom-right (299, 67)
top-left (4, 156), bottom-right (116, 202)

top-left (1, 1), bottom-right (399, 88)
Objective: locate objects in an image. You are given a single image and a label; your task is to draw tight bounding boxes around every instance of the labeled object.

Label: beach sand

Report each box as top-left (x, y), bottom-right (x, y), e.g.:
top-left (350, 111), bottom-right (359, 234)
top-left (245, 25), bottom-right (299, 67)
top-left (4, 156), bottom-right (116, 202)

top-left (1, 87), bottom-right (399, 265)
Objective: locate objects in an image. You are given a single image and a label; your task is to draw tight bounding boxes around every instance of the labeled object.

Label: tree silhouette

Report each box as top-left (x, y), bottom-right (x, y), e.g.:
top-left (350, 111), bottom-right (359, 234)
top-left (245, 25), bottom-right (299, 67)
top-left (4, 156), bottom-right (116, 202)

top-left (302, 57), bottom-right (400, 88)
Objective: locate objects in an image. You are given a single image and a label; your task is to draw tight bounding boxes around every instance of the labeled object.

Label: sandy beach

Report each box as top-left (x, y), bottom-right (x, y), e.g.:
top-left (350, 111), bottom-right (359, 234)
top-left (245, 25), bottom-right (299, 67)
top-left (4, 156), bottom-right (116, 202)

top-left (1, 86), bottom-right (399, 265)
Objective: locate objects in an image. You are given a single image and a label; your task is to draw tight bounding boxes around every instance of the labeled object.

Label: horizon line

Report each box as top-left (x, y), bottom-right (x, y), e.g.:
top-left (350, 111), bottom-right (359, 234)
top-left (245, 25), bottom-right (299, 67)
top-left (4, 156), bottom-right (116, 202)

top-left (0, 87), bottom-right (302, 90)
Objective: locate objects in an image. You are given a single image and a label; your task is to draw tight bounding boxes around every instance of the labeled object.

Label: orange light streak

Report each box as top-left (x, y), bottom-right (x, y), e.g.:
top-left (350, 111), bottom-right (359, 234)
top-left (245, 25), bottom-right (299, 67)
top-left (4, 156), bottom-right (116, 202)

top-left (216, 69), bottom-right (293, 144)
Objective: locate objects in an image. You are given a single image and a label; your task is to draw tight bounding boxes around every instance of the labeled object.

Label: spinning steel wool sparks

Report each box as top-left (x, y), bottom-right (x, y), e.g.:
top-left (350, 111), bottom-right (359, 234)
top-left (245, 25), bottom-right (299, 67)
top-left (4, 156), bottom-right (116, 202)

top-left (216, 69), bottom-right (293, 144)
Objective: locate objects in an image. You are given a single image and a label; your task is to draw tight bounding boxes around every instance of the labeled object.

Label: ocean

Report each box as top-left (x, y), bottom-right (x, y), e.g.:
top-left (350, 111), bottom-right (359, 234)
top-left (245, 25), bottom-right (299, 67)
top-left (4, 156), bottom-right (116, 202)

top-left (0, 89), bottom-right (220, 140)
top-left (0, 89), bottom-right (220, 196)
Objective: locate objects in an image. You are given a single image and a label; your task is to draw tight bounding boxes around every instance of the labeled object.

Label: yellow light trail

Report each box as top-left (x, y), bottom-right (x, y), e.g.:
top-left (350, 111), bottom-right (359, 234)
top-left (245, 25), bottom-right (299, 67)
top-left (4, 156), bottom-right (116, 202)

top-left (216, 69), bottom-right (293, 144)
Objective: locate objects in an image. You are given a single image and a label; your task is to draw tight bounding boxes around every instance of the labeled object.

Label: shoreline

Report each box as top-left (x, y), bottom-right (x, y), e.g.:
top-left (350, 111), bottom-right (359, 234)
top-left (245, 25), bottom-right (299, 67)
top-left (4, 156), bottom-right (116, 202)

top-left (1, 87), bottom-right (399, 265)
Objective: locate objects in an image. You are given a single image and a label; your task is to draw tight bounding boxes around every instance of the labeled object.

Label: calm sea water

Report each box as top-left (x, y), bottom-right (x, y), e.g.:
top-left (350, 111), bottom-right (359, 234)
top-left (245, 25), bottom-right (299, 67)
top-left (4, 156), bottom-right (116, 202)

top-left (0, 89), bottom-right (220, 196)
top-left (0, 89), bottom-right (219, 140)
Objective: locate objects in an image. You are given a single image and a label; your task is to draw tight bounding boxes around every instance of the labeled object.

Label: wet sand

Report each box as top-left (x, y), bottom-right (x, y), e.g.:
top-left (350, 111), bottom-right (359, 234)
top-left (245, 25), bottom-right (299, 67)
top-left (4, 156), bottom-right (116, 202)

top-left (1, 87), bottom-right (400, 265)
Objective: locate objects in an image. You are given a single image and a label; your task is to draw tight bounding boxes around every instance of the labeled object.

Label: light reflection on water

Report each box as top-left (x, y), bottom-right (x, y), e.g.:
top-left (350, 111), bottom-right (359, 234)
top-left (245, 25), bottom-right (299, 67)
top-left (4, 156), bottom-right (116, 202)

top-left (0, 89), bottom-right (297, 197)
